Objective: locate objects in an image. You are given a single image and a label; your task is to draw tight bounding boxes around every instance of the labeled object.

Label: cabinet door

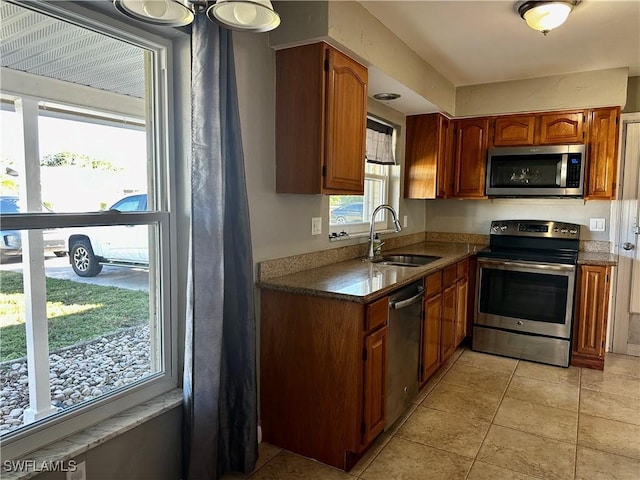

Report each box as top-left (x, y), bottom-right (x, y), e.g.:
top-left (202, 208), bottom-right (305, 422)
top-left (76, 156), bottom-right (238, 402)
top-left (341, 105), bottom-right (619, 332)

top-left (324, 46), bottom-right (367, 194)
top-left (572, 265), bottom-right (610, 370)
top-left (586, 107), bottom-right (620, 199)
top-left (455, 277), bottom-right (468, 345)
top-left (440, 283), bottom-right (457, 361)
top-left (452, 118), bottom-right (489, 198)
top-left (363, 327), bottom-right (386, 445)
top-left (538, 111), bottom-right (586, 144)
top-left (421, 292), bottom-right (442, 383)
top-left (405, 114), bottom-right (438, 199)
top-left (493, 115), bottom-right (536, 146)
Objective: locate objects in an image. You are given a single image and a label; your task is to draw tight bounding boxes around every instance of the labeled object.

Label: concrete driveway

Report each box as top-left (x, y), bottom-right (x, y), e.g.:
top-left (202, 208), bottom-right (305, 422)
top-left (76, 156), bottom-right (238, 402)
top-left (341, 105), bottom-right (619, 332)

top-left (0, 255), bottom-right (149, 292)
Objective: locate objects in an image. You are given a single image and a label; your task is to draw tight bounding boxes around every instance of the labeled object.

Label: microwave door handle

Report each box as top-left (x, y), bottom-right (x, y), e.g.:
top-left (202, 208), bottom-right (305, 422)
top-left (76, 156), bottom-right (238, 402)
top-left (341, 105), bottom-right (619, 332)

top-left (559, 154), bottom-right (568, 187)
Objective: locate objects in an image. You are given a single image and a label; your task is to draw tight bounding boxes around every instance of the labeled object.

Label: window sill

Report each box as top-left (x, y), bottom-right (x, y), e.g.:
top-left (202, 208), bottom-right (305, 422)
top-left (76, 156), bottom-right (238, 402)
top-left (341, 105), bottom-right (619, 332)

top-left (328, 228), bottom-right (397, 242)
top-left (1, 389), bottom-right (182, 480)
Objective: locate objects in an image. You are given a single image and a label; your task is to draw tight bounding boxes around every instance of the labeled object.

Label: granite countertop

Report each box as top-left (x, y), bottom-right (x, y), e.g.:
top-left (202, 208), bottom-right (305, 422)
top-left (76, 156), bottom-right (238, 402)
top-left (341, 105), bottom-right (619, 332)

top-left (577, 251), bottom-right (618, 266)
top-left (257, 241), bottom-right (486, 303)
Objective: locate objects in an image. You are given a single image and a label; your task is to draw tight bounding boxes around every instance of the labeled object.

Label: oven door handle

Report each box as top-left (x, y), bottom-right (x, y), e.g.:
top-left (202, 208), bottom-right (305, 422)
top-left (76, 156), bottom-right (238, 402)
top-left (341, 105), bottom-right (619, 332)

top-left (478, 258), bottom-right (576, 273)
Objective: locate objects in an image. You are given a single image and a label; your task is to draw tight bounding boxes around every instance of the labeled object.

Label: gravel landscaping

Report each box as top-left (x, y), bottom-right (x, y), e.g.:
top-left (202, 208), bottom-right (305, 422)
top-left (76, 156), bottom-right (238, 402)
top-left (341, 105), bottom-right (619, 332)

top-left (0, 325), bottom-right (151, 433)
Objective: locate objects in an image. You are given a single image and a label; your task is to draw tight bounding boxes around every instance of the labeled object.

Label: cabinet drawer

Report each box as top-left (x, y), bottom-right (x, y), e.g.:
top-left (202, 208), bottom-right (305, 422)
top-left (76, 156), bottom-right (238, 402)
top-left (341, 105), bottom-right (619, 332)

top-left (366, 296), bottom-right (388, 332)
top-left (425, 271), bottom-right (442, 295)
top-left (443, 264), bottom-right (457, 286)
top-left (457, 258), bottom-right (469, 278)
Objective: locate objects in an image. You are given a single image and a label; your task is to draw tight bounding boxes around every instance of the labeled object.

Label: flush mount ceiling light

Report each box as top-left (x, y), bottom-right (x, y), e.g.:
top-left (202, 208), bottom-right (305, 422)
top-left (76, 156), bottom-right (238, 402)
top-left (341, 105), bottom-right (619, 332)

top-left (373, 93), bottom-right (401, 101)
top-left (518, 1), bottom-right (577, 35)
top-left (113, 0), bottom-right (280, 31)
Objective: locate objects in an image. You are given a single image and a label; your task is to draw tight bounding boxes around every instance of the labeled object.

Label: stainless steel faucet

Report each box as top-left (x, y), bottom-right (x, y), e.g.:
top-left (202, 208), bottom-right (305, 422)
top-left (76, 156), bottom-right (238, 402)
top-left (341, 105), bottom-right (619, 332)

top-left (367, 204), bottom-right (402, 259)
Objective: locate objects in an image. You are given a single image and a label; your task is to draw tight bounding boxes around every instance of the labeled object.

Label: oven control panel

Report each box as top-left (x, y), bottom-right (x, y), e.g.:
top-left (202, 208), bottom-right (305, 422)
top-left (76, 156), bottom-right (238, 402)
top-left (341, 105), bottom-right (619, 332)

top-left (490, 220), bottom-right (580, 238)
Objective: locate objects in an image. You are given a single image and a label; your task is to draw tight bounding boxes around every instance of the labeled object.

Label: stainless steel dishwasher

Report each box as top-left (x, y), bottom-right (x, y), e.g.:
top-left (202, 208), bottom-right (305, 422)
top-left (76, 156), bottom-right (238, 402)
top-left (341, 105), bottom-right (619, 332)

top-left (385, 280), bottom-right (424, 430)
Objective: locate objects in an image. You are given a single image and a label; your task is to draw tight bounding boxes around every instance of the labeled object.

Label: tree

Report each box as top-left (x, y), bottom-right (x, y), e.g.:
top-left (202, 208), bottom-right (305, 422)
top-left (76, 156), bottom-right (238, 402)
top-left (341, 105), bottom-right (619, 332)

top-left (40, 152), bottom-right (121, 171)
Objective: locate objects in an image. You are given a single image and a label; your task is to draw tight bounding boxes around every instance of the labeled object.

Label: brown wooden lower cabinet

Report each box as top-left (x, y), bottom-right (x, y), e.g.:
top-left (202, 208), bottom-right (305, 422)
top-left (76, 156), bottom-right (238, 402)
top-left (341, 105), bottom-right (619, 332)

top-left (260, 289), bottom-right (388, 471)
top-left (421, 271), bottom-right (443, 382)
top-left (363, 327), bottom-right (386, 445)
top-left (420, 258), bottom-right (470, 386)
top-left (260, 256), bottom-right (474, 470)
top-left (571, 264), bottom-right (611, 370)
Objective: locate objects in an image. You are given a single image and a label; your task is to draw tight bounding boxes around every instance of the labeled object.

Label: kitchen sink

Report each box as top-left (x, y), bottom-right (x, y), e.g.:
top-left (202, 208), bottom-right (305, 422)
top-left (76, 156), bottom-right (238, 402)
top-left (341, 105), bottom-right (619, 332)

top-left (374, 254), bottom-right (442, 267)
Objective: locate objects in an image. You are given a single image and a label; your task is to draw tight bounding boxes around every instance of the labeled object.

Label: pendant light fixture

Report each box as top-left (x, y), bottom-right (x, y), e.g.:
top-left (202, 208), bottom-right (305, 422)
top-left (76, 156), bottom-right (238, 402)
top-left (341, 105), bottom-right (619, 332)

top-left (113, 0), bottom-right (280, 31)
top-left (207, 0), bottom-right (280, 32)
top-left (518, 1), bottom-right (577, 36)
top-left (113, 0), bottom-right (196, 26)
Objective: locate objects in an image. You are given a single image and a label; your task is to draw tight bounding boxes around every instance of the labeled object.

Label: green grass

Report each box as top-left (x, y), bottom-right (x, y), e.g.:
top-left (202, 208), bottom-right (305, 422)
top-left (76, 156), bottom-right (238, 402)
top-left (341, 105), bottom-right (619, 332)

top-left (0, 271), bottom-right (149, 362)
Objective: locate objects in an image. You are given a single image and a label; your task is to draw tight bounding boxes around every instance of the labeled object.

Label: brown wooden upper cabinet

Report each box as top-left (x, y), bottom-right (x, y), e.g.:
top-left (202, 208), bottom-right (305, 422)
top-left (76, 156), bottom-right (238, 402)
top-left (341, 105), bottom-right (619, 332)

top-left (275, 42), bottom-right (368, 194)
top-left (452, 117), bottom-right (490, 198)
top-left (538, 110), bottom-right (586, 144)
top-left (404, 113), bottom-right (453, 199)
top-left (489, 107), bottom-right (619, 199)
top-left (493, 114), bottom-right (536, 146)
top-left (585, 107), bottom-right (620, 199)
top-left (491, 110), bottom-right (586, 147)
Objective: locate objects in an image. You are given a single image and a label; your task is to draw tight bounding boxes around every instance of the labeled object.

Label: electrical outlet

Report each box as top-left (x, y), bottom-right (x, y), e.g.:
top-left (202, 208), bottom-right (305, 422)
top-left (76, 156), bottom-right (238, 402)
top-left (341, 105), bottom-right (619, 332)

top-left (311, 217), bottom-right (322, 235)
top-left (589, 218), bottom-right (606, 232)
top-left (66, 461), bottom-right (86, 480)
top-left (403, 215), bottom-right (408, 228)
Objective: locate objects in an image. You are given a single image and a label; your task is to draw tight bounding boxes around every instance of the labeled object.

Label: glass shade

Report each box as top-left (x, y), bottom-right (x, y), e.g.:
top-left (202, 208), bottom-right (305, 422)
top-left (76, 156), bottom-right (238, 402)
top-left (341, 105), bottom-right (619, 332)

top-left (206, 0), bottom-right (281, 32)
top-left (113, 0), bottom-right (195, 26)
top-left (520, 1), bottom-right (573, 34)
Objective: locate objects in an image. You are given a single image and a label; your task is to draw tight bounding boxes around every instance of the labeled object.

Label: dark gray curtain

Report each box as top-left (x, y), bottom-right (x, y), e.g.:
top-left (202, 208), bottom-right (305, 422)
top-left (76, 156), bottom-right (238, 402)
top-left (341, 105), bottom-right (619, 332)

top-left (183, 15), bottom-right (258, 480)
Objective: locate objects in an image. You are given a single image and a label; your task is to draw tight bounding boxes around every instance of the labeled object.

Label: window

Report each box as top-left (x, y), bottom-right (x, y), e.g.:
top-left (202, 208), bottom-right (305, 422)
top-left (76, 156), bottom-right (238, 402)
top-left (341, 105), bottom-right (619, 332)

top-left (0, 1), bottom-right (176, 459)
top-left (329, 116), bottom-right (398, 236)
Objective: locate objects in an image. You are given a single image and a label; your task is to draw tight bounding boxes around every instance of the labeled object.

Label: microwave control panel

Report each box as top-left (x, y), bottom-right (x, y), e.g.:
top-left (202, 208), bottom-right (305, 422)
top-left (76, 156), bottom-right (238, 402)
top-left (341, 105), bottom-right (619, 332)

top-left (566, 154), bottom-right (582, 188)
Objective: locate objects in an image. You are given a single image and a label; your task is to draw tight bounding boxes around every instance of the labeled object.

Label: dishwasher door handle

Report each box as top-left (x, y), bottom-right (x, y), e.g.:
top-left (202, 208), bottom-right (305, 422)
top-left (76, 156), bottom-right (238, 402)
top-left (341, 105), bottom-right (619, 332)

top-left (389, 286), bottom-right (425, 310)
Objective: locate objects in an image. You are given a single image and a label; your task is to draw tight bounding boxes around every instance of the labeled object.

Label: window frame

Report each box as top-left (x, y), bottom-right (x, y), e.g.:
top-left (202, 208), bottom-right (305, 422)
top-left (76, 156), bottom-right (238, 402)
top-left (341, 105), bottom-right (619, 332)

top-left (0, 0), bottom-right (178, 460)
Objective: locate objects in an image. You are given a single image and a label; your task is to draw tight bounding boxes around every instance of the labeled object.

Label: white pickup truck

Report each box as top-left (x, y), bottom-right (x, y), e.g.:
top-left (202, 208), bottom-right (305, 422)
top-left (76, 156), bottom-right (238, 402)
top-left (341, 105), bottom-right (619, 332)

top-left (68, 194), bottom-right (149, 277)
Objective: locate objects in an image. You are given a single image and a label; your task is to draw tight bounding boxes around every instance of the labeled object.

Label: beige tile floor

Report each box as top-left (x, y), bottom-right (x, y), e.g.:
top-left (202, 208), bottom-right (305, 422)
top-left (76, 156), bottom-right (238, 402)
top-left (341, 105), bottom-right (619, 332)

top-left (225, 349), bottom-right (640, 480)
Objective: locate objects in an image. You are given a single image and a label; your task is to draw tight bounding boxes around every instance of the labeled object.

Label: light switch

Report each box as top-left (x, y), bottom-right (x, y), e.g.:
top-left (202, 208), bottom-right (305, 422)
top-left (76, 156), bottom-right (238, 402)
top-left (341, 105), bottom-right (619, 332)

top-left (311, 217), bottom-right (322, 235)
top-left (589, 218), bottom-right (606, 232)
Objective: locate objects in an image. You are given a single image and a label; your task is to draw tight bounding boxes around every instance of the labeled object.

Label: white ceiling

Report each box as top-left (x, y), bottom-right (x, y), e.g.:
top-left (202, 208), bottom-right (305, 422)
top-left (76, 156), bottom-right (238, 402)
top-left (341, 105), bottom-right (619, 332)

top-left (360, 0), bottom-right (640, 87)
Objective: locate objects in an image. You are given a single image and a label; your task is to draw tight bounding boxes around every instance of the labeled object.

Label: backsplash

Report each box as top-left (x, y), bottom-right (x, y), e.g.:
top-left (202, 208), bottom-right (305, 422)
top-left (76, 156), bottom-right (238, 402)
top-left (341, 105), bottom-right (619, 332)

top-left (258, 232), bottom-right (426, 281)
top-left (256, 232), bottom-right (611, 281)
top-left (579, 240), bottom-right (611, 252)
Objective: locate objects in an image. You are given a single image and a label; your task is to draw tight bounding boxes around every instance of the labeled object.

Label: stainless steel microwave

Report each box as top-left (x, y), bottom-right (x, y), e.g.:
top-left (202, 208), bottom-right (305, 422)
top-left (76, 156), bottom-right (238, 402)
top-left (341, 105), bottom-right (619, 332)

top-left (486, 144), bottom-right (585, 197)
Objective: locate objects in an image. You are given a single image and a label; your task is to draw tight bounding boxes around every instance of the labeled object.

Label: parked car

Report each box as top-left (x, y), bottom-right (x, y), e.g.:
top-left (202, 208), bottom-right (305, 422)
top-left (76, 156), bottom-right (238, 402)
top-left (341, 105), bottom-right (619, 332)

top-left (0, 195), bottom-right (67, 259)
top-left (330, 202), bottom-right (364, 224)
top-left (67, 194), bottom-right (149, 277)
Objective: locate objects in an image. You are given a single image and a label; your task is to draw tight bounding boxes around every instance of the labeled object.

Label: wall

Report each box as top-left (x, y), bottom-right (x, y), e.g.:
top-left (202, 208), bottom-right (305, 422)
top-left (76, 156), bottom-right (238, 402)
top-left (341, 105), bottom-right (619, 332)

top-left (425, 199), bottom-right (612, 241)
top-left (455, 68), bottom-right (628, 117)
top-left (233, 31), bottom-right (426, 265)
top-left (624, 76), bottom-right (640, 113)
top-left (30, 407), bottom-right (182, 480)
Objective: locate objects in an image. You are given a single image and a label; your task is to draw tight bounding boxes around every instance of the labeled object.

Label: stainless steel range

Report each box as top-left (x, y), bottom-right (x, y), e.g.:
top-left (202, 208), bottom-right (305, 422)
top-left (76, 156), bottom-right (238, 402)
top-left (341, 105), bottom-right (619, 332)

top-left (473, 220), bottom-right (580, 367)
